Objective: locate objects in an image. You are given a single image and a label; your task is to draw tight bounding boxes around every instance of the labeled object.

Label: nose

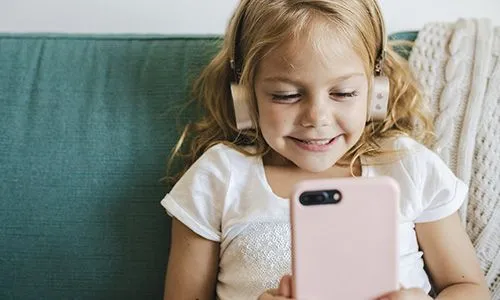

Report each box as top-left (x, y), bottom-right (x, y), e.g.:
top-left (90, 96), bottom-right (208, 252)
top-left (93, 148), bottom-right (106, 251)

top-left (299, 96), bottom-right (332, 128)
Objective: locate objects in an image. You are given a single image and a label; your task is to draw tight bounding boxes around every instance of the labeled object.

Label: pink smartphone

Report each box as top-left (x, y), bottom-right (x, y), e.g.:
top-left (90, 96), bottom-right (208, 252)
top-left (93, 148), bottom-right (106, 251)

top-left (290, 176), bottom-right (400, 300)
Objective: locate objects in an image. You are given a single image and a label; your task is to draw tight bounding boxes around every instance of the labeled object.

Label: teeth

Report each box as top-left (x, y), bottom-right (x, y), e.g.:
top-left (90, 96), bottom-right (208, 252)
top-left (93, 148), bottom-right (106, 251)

top-left (301, 139), bottom-right (331, 145)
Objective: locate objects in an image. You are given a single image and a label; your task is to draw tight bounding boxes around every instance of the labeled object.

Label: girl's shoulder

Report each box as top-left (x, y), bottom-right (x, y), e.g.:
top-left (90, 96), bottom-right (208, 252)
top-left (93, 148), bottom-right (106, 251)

top-left (201, 142), bottom-right (257, 163)
top-left (380, 135), bottom-right (453, 174)
top-left (366, 135), bottom-right (460, 198)
top-left (373, 136), bottom-right (441, 167)
top-left (189, 143), bottom-right (259, 178)
top-left (369, 136), bottom-right (467, 223)
top-left (378, 135), bottom-right (431, 154)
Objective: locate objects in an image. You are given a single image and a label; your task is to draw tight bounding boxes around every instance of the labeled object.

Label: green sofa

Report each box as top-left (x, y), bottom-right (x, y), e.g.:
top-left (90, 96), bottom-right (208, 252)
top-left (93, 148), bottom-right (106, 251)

top-left (0, 32), bottom-right (416, 299)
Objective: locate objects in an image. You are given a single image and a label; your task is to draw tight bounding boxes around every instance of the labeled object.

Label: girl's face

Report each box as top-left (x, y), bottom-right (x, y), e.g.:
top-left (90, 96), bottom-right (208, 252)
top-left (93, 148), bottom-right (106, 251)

top-left (254, 29), bottom-right (369, 172)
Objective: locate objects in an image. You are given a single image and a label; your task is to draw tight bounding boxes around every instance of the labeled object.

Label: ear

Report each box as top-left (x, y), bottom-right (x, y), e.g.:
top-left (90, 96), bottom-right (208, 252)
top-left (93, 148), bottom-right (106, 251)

top-left (230, 82), bottom-right (254, 130)
top-left (367, 75), bottom-right (390, 122)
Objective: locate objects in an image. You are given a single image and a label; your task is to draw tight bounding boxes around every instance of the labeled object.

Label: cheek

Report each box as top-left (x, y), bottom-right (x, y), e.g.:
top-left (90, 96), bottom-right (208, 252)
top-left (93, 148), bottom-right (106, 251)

top-left (339, 97), bottom-right (368, 131)
top-left (257, 101), bottom-right (291, 133)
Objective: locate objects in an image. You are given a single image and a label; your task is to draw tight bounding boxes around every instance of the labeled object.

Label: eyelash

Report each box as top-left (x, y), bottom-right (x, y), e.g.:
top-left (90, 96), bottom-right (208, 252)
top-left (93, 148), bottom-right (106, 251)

top-left (272, 91), bottom-right (359, 102)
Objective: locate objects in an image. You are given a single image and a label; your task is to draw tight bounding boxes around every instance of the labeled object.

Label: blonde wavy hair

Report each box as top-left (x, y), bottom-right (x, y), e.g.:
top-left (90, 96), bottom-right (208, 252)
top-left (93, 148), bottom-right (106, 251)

top-left (167, 0), bottom-right (434, 183)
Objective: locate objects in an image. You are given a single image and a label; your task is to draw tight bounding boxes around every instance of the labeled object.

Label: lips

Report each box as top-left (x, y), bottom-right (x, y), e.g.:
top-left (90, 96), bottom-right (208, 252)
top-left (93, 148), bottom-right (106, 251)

top-left (289, 135), bottom-right (341, 152)
top-left (291, 137), bottom-right (335, 145)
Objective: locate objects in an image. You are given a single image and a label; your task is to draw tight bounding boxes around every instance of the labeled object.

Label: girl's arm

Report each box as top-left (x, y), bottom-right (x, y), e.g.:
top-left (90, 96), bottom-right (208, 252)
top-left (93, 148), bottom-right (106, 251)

top-left (415, 212), bottom-right (490, 299)
top-left (164, 218), bottom-right (220, 300)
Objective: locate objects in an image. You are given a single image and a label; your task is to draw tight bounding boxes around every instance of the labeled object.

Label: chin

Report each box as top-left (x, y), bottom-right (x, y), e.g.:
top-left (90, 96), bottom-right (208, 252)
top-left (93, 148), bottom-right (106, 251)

top-left (298, 165), bottom-right (331, 173)
top-left (290, 157), bottom-right (339, 173)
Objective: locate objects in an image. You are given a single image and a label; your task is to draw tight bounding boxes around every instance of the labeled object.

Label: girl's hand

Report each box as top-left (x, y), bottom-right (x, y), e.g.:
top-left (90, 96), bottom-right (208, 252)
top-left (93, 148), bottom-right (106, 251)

top-left (378, 287), bottom-right (433, 300)
top-left (258, 275), bottom-right (295, 300)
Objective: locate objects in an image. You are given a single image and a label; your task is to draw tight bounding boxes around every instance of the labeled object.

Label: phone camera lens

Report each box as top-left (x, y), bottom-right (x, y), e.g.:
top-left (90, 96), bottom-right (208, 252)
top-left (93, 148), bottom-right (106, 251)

top-left (315, 193), bottom-right (326, 203)
top-left (300, 192), bottom-right (328, 205)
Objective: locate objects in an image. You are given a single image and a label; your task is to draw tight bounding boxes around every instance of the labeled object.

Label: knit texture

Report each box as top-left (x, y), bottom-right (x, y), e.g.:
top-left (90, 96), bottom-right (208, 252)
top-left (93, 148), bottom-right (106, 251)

top-left (409, 19), bottom-right (500, 298)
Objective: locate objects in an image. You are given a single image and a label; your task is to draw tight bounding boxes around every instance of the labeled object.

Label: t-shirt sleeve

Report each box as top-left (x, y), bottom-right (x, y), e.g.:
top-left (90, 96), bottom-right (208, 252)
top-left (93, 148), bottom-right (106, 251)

top-left (413, 146), bottom-right (468, 223)
top-left (160, 145), bottom-right (230, 242)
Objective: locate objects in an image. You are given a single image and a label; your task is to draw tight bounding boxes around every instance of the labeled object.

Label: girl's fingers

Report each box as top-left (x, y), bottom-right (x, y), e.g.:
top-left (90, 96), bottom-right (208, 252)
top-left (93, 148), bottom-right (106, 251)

top-left (278, 275), bottom-right (293, 297)
top-left (258, 289), bottom-right (293, 300)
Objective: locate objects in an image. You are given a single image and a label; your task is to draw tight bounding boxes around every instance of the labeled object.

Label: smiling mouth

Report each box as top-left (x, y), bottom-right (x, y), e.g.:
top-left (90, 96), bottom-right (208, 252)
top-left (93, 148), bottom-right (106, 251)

top-left (289, 136), bottom-right (340, 152)
top-left (289, 136), bottom-right (339, 145)
top-left (292, 137), bottom-right (335, 146)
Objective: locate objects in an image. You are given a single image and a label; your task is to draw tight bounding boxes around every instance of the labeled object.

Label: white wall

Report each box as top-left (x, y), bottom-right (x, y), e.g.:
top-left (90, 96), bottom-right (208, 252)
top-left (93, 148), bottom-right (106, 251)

top-left (1, 0), bottom-right (499, 35)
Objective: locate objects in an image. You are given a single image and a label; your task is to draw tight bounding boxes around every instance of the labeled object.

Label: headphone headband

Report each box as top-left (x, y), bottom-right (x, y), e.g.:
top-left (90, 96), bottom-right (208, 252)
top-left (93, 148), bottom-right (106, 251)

top-left (229, 0), bottom-right (250, 82)
top-left (372, 0), bottom-right (387, 76)
top-left (230, 0), bottom-right (387, 79)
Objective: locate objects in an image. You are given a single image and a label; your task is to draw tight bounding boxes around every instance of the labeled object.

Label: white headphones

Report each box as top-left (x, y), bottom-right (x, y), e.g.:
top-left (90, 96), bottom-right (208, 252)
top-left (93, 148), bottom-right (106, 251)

top-left (229, 0), bottom-right (390, 130)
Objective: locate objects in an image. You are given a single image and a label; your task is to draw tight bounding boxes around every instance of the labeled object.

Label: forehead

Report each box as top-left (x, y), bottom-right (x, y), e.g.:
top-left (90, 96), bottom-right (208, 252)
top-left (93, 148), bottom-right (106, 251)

top-left (259, 21), bottom-right (366, 76)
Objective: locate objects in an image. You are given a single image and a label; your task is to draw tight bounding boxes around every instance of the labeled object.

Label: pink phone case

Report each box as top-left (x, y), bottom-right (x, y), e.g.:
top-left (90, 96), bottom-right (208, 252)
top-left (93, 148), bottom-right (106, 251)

top-left (290, 176), bottom-right (400, 300)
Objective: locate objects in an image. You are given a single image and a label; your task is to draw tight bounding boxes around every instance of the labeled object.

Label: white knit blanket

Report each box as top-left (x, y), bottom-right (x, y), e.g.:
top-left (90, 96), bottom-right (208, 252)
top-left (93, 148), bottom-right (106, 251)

top-left (409, 18), bottom-right (500, 298)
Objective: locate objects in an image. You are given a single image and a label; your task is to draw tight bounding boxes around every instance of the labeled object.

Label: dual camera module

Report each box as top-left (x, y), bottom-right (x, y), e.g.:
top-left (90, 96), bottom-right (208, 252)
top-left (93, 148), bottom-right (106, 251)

top-left (299, 190), bottom-right (342, 206)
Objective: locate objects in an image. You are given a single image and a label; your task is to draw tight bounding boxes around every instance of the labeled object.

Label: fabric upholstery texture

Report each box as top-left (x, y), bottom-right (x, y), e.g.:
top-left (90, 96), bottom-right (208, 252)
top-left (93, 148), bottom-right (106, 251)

top-left (0, 34), bottom-right (220, 299)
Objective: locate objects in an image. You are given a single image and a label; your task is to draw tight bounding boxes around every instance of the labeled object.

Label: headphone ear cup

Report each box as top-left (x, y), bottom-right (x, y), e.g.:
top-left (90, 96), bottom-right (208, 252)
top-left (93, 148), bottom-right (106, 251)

top-left (368, 75), bottom-right (390, 122)
top-left (231, 82), bottom-right (254, 130)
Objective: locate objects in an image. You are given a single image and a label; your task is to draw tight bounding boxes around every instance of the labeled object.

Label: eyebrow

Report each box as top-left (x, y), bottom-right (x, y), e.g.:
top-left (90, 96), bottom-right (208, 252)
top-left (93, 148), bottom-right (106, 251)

top-left (262, 72), bottom-right (365, 84)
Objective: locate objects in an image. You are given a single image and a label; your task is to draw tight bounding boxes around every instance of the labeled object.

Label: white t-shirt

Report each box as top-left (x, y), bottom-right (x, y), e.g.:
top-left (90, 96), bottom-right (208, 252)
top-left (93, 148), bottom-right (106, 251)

top-left (161, 137), bottom-right (467, 300)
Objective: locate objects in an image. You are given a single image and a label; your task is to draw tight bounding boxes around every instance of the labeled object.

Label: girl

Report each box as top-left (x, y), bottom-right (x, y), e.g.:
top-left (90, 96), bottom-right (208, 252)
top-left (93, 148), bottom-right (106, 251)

top-left (162, 0), bottom-right (490, 299)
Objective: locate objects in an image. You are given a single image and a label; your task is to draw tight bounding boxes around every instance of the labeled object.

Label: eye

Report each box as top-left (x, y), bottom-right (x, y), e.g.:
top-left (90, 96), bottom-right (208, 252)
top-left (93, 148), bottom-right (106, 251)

top-left (331, 91), bottom-right (359, 100)
top-left (271, 93), bottom-right (301, 103)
